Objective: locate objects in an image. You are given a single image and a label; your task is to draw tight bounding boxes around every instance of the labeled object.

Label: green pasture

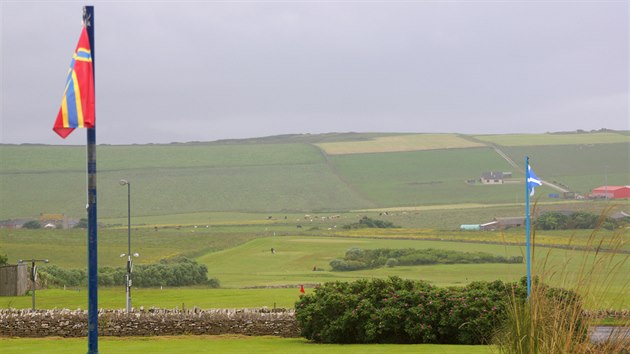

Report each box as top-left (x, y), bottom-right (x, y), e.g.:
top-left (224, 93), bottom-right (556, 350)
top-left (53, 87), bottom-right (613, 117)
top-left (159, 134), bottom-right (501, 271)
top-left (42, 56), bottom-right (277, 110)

top-left (0, 143), bottom-right (324, 173)
top-left (0, 142), bottom-right (370, 219)
top-left (329, 147), bottom-right (529, 207)
top-left (0, 336), bottom-right (493, 354)
top-left (2, 136), bottom-right (625, 221)
top-left (501, 143), bottom-right (629, 195)
top-left (0, 228), bottom-right (257, 268)
top-left (0, 161), bottom-right (370, 220)
top-left (100, 200), bottom-right (613, 231)
top-left (315, 133), bottom-right (484, 155)
top-left (473, 132), bottom-right (628, 146)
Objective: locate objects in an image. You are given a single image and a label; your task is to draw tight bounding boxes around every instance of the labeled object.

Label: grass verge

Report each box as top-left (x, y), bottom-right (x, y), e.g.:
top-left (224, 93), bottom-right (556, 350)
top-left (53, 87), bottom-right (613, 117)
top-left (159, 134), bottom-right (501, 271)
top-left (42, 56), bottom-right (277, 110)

top-left (0, 335), bottom-right (494, 354)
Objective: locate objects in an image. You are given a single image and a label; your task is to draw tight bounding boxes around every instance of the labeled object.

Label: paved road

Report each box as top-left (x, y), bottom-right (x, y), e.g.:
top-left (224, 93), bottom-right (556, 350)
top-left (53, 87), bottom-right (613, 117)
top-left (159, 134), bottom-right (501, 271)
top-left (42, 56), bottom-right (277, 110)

top-left (591, 326), bottom-right (630, 345)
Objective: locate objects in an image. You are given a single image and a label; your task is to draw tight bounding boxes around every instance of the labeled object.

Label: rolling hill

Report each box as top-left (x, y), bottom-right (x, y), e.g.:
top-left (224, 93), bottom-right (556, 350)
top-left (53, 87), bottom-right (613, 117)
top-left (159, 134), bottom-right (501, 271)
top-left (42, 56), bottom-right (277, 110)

top-left (0, 131), bottom-right (627, 221)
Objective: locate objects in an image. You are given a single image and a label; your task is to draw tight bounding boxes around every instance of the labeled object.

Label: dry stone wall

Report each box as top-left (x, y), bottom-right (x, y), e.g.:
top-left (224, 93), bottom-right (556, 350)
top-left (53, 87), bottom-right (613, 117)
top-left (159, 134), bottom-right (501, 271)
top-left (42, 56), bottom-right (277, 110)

top-left (0, 308), bottom-right (299, 338)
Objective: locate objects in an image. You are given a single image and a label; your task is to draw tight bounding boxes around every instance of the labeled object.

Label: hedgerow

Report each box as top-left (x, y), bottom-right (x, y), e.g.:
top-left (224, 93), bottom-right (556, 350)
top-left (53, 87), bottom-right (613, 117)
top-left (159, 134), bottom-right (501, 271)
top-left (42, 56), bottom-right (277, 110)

top-left (329, 248), bottom-right (522, 271)
top-left (38, 256), bottom-right (219, 288)
top-left (295, 276), bottom-right (574, 344)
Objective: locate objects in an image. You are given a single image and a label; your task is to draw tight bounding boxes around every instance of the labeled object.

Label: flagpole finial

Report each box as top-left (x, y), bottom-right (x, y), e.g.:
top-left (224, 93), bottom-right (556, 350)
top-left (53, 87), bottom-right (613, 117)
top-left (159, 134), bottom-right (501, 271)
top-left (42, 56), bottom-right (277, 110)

top-left (83, 7), bottom-right (92, 27)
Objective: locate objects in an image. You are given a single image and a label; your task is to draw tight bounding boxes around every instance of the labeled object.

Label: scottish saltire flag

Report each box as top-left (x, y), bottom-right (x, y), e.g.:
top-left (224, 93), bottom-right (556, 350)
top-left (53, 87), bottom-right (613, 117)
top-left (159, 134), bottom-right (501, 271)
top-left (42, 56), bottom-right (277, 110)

top-left (53, 26), bottom-right (94, 138)
top-left (527, 164), bottom-right (543, 196)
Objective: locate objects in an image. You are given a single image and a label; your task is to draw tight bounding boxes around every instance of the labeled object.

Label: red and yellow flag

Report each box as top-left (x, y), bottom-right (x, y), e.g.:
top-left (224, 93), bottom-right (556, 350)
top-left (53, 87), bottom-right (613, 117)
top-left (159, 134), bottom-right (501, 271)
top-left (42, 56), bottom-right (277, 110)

top-left (53, 26), bottom-right (94, 138)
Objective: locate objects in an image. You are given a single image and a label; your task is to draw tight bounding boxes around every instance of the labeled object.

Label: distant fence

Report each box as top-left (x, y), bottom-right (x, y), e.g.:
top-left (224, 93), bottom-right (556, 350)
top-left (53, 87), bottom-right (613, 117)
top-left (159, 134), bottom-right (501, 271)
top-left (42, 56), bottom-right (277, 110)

top-left (0, 308), bottom-right (299, 338)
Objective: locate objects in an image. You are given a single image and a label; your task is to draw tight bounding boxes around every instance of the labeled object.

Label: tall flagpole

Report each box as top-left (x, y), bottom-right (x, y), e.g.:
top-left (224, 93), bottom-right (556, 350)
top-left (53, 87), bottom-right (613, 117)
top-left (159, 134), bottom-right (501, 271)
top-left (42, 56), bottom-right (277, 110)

top-left (525, 156), bottom-right (531, 298)
top-left (84, 6), bottom-right (99, 354)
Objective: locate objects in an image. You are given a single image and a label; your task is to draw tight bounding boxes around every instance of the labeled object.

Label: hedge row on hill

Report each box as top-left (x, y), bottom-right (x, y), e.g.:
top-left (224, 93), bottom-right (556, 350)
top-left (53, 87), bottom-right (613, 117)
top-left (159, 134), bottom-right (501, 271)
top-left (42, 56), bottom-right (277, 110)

top-left (295, 276), bottom-right (578, 344)
top-left (39, 256), bottom-right (219, 288)
top-left (329, 248), bottom-right (523, 271)
top-left (536, 211), bottom-right (627, 230)
top-left (341, 216), bottom-right (398, 229)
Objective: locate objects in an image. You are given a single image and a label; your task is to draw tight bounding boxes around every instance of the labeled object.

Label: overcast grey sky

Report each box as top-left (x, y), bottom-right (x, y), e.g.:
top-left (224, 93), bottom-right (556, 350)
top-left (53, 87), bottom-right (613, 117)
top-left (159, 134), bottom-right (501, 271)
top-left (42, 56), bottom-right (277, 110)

top-left (1, 1), bottom-right (628, 145)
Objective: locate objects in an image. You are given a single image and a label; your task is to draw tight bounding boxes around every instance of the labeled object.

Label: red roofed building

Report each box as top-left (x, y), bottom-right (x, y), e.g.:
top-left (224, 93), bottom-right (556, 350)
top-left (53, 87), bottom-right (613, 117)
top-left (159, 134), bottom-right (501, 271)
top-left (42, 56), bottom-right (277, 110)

top-left (591, 186), bottom-right (630, 199)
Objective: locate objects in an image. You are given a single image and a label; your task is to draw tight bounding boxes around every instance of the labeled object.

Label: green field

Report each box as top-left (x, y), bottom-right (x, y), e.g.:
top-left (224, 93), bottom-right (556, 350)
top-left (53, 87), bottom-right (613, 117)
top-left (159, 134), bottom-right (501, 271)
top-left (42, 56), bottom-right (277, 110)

top-left (1, 132), bottom-right (628, 317)
top-left (1, 132), bottom-right (627, 222)
top-left (0, 144), bottom-right (371, 219)
top-left (502, 143), bottom-right (629, 195)
top-left (3, 227), bottom-right (627, 310)
top-left (329, 147), bottom-right (525, 207)
top-left (316, 133), bottom-right (484, 154)
top-left (0, 336), bottom-right (493, 354)
top-left (0, 228), bottom-right (258, 268)
top-left (473, 132), bottom-right (629, 146)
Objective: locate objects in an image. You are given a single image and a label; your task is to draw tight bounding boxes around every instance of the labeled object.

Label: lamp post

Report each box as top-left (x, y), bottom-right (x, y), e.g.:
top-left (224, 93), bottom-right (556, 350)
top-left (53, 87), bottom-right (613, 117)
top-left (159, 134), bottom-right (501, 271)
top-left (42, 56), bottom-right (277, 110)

top-left (18, 258), bottom-right (49, 310)
top-left (119, 179), bottom-right (133, 313)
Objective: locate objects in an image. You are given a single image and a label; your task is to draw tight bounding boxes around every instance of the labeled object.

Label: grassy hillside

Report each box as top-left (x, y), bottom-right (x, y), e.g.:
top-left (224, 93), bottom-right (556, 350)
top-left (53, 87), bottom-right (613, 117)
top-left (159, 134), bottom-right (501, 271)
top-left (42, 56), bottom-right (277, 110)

top-left (316, 133), bottom-right (484, 154)
top-left (1, 132), bottom-right (627, 221)
top-left (501, 143), bottom-right (629, 194)
top-left (329, 147), bottom-right (526, 207)
top-left (473, 132), bottom-right (628, 146)
top-left (0, 143), bottom-right (372, 219)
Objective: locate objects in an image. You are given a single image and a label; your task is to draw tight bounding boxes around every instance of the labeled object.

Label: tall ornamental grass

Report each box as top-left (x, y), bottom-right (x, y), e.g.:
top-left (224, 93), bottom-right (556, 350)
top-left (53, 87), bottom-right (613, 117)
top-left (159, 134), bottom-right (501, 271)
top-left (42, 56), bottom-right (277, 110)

top-left (493, 205), bottom-right (630, 353)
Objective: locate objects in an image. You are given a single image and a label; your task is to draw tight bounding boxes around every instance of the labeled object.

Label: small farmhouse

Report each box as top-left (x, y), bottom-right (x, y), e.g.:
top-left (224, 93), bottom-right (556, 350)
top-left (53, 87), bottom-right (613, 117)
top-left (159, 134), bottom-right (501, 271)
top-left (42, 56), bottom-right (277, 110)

top-left (590, 186), bottom-right (630, 199)
top-left (480, 172), bottom-right (513, 185)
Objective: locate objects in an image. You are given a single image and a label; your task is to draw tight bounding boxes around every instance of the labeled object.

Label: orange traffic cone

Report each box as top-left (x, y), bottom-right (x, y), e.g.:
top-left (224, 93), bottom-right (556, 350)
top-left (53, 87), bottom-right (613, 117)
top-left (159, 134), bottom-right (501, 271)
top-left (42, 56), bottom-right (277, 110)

top-left (299, 284), bottom-right (305, 293)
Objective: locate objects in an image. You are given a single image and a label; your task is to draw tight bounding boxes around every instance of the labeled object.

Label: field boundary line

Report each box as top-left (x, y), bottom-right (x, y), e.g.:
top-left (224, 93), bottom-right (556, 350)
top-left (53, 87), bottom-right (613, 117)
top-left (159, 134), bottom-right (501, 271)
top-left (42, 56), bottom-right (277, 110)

top-left (310, 144), bottom-right (378, 208)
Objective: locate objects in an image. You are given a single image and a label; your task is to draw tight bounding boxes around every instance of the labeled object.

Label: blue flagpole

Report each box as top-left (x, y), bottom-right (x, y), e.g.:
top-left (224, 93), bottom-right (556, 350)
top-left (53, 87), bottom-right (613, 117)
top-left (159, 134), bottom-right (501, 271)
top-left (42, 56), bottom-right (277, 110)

top-left (525, 156), bottom-right (531, 298)
top-left (84, 5), bottom-right (99, 354)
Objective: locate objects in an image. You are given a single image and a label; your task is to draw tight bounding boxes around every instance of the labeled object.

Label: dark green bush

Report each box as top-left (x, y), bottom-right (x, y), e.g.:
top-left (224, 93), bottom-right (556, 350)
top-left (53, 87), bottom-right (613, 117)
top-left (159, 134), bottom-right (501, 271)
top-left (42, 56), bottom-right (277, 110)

top-left (22, 220), bottom-right (41, 229)
top-left (295, 276), bottom-right (577, 345)
top-left (342, 216), bottom-right (398, 229)
top-left (536, 211), bottom-right (620, 230)
top-left (295, 276), bottom-right (513, 344)
top-left (330, 248), bottom-right (522, 271)
top-left (38, 256), bottom-right (217, 288)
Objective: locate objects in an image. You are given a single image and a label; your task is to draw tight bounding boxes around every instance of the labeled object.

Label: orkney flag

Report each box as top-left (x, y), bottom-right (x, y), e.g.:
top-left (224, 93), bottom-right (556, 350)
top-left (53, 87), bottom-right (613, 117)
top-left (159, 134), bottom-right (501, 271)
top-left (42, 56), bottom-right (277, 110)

top-left (53, 25), bottom-right (94, 138)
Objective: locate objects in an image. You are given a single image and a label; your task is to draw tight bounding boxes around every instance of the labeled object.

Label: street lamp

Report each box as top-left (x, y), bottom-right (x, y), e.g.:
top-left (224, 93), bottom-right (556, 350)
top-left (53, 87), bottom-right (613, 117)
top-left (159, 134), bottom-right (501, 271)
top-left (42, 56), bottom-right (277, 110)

top-left (119, 179), bottom-right (134, 313)
top-left (17, 258), bottom-right (49, 310)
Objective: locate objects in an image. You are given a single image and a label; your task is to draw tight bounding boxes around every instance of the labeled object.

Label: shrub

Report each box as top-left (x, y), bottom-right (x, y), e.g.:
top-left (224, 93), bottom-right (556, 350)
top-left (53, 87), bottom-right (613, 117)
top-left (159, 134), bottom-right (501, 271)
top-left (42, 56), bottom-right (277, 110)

top-left (342, 216), bottom-right (398, 229)
top-left (38, 257), bottom-right (216, 288)
top-left (22, 220), bottom-right (41, 229)
top-left (295, 276), bottom-right (527, 344)
top-left (329, 248), bottom-right (522, 271)
top-left (385, 258), bottom-right (398, 268)
top-left (536, 211), bottom-right (620, 230)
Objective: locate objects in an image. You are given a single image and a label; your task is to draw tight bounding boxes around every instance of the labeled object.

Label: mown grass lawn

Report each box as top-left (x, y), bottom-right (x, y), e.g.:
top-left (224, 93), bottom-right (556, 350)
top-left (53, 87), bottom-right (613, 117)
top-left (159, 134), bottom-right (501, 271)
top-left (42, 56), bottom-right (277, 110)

top-left (1, 287), bottom-right (302, 310)
top-left (0, 335), bottom-right (494, 354)
top-left (2, 229), bottom-right (627, 310)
